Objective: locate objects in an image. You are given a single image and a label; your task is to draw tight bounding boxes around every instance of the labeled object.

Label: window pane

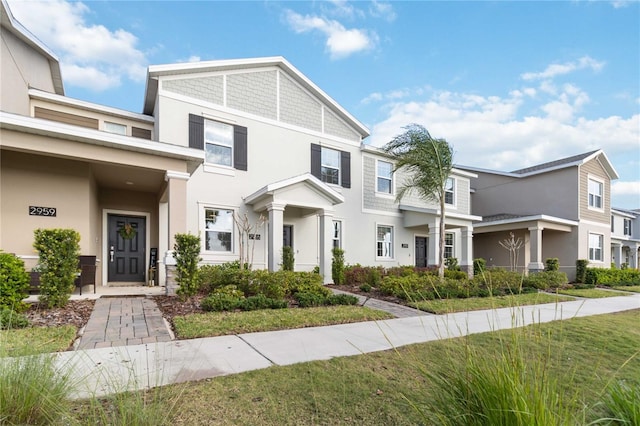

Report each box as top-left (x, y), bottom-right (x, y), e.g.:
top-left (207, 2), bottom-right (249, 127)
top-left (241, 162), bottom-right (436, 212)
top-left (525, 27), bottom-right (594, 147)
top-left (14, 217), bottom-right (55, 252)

top-left (377, 161), bottom-right (392, 179)
top-left (377, 226), bottom-right (392, 258)
top-left (321, 166), bottom-right (339, 185)
top-left (205, 144), bottom-right (232, 166)
top-left (377, 177), bottom-right (391, 194)
top-left (104, 122), bottom-right (127, 135)
top-left (204, 120), bottom-right (233, 147)
top-left (205, 209), bottom-right (233, 252)
top-left (321, 148), bottom-right (340, 168)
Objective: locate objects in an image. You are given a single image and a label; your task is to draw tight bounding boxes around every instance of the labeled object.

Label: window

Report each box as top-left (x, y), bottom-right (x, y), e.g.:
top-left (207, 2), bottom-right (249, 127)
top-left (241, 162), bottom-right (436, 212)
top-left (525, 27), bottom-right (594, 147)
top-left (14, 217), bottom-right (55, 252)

top-left (377, 160), bottom-right (393, 194)
top-left (588, 178), bottom-right (603, 209)
top-left (104, 121), bottom-right (127, 135)
top-left (445, 178), bottom-right (455, 205)
top-left (588, 233), bottom-right (603, 262)
top-left (204, 208), bottom-right (233, 252)
top-left (205, 120), bottom-right (233, 167)
top-left (310, 144), bottom-right (351, 188)
top-left (444, 233), bottom-right (454, 259)
top-left (611, 215), bottom-right (615, 232)
top-left (332, 220), bottom-right (342, 249)
top-left (321, 147), bottom-right (341, 185)
top-left (376, 225), bottom-right (393, 258)
top-left (188, 114), bottom-right (247, 171)
top-left (624, 219), bottom-right (632, 236)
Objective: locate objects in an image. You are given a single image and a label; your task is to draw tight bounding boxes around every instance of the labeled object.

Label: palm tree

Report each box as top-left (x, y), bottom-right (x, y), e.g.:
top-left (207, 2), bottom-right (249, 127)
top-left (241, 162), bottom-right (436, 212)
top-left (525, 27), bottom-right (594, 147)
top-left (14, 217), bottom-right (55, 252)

top-left (382, 124), bottom-right (454, 278)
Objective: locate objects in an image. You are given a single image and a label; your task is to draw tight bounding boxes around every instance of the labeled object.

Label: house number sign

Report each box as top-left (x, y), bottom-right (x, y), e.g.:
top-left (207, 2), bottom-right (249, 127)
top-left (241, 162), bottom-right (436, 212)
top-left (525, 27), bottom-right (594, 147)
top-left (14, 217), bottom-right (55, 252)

top-left (29, 206), bottom-right (57, 217)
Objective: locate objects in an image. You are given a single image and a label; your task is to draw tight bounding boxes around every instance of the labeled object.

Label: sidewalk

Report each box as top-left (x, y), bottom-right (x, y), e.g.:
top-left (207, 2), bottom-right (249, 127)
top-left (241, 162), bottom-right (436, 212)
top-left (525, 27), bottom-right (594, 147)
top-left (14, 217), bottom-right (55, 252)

top-left (54, 293), bottom-right (640, 399)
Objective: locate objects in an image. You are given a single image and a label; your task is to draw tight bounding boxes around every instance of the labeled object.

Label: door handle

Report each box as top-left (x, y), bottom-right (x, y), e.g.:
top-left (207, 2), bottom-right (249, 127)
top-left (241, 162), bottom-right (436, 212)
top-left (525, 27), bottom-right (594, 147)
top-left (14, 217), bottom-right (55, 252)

top-left (110, 246), bottom-right (115, 262)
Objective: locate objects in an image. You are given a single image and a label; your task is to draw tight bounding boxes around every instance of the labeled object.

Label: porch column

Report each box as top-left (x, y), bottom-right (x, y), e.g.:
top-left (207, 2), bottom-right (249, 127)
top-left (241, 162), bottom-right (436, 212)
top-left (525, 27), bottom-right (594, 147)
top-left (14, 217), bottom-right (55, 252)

top-left (267, 202), bottom-right (286, 272)
top-left (428, 218), bottom-right (440, 268)
top-left (611, 243), bottom-right (623, 268)
top-left (460, 226), bottom-right (473, 277)
top-left (527, 226), bottom-right (544, 273)
top-left (318, 209), bottom-right (334, 285)
top-left (164, 171), bottom-right (189, 296)
top-left (630, 243), bottom-right (640, 269)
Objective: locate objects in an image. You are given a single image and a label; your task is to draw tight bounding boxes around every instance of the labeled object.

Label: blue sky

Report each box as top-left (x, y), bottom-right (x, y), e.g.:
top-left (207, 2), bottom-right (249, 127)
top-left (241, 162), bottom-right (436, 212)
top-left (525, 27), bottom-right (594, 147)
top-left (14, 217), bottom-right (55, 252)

top-left (8, 0), bottom-right (640, 209)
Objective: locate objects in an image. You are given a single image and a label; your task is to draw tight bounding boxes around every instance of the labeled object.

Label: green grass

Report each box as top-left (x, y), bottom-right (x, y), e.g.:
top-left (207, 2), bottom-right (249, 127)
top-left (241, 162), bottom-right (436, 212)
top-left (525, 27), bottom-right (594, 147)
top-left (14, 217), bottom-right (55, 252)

top-left (409, 292), bottom-right (574, 314)
top-left (556, 288), bottom-right (632, 298)
top-left (0, 325), bottom-right (77, 357)
top-left (173, 306), bottom-right (394, 339)
top-left (66, 309), bottom-right (640, 425)
top-left (611, 285), bottom-right (640, 293)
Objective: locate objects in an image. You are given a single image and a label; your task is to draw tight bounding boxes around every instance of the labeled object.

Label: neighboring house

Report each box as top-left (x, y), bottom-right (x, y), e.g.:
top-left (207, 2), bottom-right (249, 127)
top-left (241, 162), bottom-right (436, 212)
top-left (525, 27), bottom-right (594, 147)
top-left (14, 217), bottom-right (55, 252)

top-left (458, 150), bottom-right (620, 281)
top-left (1, 0), bottom-right (479, 290)
top-left (611, 208), bottom-right (640, 269)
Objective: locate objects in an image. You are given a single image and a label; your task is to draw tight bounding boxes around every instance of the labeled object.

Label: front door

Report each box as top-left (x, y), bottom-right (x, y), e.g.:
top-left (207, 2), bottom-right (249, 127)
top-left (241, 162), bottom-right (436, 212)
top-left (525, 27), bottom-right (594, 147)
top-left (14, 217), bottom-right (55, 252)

top-left (415, 237), bottom-right (428, 268)
top-left (107, 214), bottom-right (146, 282)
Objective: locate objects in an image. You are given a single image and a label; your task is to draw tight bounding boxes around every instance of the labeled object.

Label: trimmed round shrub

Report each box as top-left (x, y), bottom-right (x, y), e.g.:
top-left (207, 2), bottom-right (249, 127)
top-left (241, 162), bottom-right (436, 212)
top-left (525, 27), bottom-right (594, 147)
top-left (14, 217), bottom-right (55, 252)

top-left (0, 252), bottom-right (30, 313)
top-left (0, 308), bottom-right (30, 329)
top-left (240, 294), bottom-right (287, 311)
top-left (523, 271), bottom-right (568, 290)
top-left (326, 294), bottom-right (358, 306)
top-left (201, 285), bottom-right (245, 312)
top-left (294, 291), bottom-right (327, 308)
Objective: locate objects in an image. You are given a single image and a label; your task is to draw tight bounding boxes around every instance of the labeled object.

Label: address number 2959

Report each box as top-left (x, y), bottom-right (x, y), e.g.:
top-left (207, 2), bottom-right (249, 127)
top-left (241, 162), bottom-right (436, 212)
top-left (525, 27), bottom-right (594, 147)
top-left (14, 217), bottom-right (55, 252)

top-left (29, 206), bottom-right (57, 217)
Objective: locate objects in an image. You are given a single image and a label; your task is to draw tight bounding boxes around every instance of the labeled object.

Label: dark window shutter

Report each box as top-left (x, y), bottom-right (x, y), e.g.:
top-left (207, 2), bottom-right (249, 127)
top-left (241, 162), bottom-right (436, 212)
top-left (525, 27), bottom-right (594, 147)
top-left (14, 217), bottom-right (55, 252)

top-left (233, 125), bottom-right (248, 171)
top-left (341, 150), bottom-right (351, 188)
top-left (311, 143), bottom-right (321, 180)
top-left (188, 114), bottom-right (204, 150)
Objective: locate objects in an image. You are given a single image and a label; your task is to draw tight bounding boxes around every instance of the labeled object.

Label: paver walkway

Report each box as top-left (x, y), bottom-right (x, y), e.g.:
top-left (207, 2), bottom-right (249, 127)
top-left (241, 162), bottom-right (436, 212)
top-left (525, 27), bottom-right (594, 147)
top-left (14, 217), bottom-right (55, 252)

top-left (76, 297), bottom-right (172, 350)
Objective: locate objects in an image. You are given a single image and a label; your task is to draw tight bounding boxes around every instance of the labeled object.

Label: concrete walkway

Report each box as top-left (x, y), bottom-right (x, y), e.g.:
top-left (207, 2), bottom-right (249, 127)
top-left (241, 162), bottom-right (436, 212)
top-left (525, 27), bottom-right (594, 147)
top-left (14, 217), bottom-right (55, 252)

top-left (331, 288), bottom-right (427, 317)
top-left (54, 293), bottom-right (639, 399)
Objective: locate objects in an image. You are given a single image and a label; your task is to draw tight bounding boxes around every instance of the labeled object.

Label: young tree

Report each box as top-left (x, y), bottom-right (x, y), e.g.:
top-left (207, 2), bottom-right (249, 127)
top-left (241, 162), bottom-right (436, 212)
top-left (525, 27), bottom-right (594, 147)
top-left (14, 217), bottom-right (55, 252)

top-left (382, 124), bottom-right (454, 279)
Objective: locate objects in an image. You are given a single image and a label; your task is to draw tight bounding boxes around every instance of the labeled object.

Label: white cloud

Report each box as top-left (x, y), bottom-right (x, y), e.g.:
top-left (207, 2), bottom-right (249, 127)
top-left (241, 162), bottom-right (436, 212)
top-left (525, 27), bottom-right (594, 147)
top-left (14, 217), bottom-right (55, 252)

top-left (8, 0), bottom-right (148, 91)
top-left (369, 1), bottom-right (397, 22)
top-left (284, 9), bottom-right (377, 59)
top-left (612, 181), bottom-right (640, 197)
top-left (521, 56), bottom-right (605, 81)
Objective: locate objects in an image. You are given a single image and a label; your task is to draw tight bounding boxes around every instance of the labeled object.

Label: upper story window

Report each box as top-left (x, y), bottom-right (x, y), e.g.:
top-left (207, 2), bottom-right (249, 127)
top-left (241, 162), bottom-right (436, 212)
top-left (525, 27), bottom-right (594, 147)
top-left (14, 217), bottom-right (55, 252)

top-left (321, 147), bottom-right (341, 185)
top-left (588, 233), bottom-right (603, 262)
top-left (611, 215), bottom-right (615, 232)
top-left (332, 220), bottom-right (342, 249)
top-left (377, 160), bottom-right (393, 194)
top-left (624, 218), bottom-right (632, 236)
top-left (444, 232), bottom-right (454, 259)
top-left (104, 121), bottom-right (127, 135)
top-left (376, 225), bottom-right (393, 259)
top-left (588, 178), bottom-right (603, 210)
top-left (204, 208), bottom-right (233, 252)
top-left (204, 120), bottom-right (233, 167)
top-left (445, 177), bottom-right (455, 205)
top-left (310, 144), bottom-right (351, 188)
top-left (188, 114), bottom-right (248, 171)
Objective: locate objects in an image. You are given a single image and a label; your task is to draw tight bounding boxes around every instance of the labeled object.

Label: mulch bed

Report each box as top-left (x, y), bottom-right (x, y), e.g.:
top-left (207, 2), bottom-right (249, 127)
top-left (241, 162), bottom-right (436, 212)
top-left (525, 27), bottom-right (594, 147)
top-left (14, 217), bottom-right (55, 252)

top-left (24, 299), bottom-right (96, 329)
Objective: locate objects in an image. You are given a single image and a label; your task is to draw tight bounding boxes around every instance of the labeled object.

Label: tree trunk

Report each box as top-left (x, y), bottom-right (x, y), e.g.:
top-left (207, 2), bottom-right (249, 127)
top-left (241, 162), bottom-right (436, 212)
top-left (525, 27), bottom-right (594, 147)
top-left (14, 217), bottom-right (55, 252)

top-left (438, 195), bottom-right (446, 279)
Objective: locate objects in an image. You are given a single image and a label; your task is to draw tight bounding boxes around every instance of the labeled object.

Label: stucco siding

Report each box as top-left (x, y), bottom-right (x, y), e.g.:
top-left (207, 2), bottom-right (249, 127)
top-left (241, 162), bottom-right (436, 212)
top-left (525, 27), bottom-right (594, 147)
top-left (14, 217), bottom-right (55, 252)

top-left (227, 71), bottom-right (278, 120)
top-left (579, 158), bottom-right (611, 223)
top-left (279, 72), bottom-right (322, 132)
top-left (163, 76), bottom-right (224, 106)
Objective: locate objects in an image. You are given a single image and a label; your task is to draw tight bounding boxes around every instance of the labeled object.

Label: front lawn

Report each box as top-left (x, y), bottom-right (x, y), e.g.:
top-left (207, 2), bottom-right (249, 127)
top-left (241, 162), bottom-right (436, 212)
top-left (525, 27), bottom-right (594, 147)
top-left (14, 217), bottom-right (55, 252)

top-left (173, 305), bottom-right (394, 339)
top-left (611, 285), bottom-right (640, 293)
top-left (409, 292), bottom-right (574, 314)
top-left (556, 288), bottom-right (633, 298)
top-left (0, 325), bottom-right (77, 357)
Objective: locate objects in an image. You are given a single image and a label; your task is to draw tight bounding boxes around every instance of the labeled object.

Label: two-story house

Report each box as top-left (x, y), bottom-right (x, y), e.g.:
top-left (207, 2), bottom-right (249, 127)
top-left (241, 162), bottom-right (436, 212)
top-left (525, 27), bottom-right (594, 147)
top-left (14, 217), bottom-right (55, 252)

top-left (458, 150), bottom-right (620, 280)
top-left (611, 208), bottom-right (640, 269)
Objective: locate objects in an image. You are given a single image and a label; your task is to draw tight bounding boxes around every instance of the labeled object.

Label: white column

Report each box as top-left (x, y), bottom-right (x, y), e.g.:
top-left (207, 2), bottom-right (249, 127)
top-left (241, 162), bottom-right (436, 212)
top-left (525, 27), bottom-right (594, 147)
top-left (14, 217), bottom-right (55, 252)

top-left (460, 226), bottom-right (473, 277)
top-left (527, 226), bottom-right (544, 273)
top-left (428, 218), bottom-right (440, 268)
top-left (318, 209), bottom-right (334, 285)
top-left (267, 203), bottom-right (286, 272)
top-left (163, 170), bottom-right (189, 296)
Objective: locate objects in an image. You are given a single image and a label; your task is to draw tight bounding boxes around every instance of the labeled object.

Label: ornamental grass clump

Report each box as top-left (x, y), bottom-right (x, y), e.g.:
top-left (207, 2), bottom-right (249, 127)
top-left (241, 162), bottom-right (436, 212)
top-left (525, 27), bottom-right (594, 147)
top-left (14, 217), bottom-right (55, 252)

top-left (33, 228), bottom-right (80, 308)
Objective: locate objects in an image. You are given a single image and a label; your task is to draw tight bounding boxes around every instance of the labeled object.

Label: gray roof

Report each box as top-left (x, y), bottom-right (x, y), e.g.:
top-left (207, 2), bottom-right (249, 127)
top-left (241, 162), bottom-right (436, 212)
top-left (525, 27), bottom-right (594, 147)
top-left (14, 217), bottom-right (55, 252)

top-left (481, 213), bottom-right (528, 222)
top-left (511, 150), bottom-right (599, 174)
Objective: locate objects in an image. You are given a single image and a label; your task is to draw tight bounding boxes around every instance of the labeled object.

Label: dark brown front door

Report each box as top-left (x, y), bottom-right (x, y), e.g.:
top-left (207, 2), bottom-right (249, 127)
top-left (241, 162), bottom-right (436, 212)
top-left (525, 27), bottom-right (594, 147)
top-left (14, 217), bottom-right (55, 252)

top-left (108, 214), bottom-right (146, 282)
top-left (415, 237), bottom-right (428, 268)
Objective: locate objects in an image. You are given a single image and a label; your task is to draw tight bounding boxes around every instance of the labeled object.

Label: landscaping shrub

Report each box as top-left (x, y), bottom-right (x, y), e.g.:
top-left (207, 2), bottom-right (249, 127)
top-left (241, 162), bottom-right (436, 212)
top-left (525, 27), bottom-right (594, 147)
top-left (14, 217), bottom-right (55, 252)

top-left (174, 233), bottom-right (202, 299)
top-left (240, 294), bottom-right (287, 311)
top-left (326, 294), bottom-right (359, 306)
top-left (575, 259), bottom-right (588, 284)
top-left (344, 265), bottom-right (368, 285)
top-left (379, 274), bottom-right (432, 300)
top-left (283, 271), bottom-right (328, 297)
top-left (359, 283), bottom-right (372, 292)
top-left (201, 285), bottom-right (245, 312)
top-left (545, 258), bottom-right (559, 272)
top-left (445, 257), bottom-right (460, 271)
top-left (444, 269), bottom-right (467, 280)
top-left (0, 307), bottom-right (30, 329)
top-left (386, 265), bottom-right (419, 277)
top-left (33, 228), bottom-right (80, 308)
top-left (585, 267), bottom-right (640, 287)
top-left (282, 246), bottom-right (294, 271)
top-left (522, 271), bottom-right (568, 290)
top-left (331, 248), bottom-right (346, 285)
top-left (0, 252), bottom-right (30, 313)
top-left (473, 258), bottom-right (486, 276)
top-left (470, 269), bottom-right (525, 295)
top-left (294, 291), bottom-right (327, 308)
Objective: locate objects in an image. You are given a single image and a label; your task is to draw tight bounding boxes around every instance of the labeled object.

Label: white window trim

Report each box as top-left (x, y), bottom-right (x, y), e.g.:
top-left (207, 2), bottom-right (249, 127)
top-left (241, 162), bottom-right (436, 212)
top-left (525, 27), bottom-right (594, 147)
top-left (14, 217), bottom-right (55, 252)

top-left (587, 175), bottom-right (605, 212)
top-left (204, 119), bottom-right (234, 168)
top-left (376, 223), bottom-right (395, 260)
top-left (444, 232), bottom-right (455, 259)
top-left (444, 177), bottom-right (456, 207)
top-left (201, 206), bottom-right (235, 254)
top-left (332, 220), bottom-right (342, 250)
top-left (321, 146), bottom-right (341, 186)
top-left (588, 232), bottom-right (604, 262)
top-left (623, 218), bottom-right (632, 236)
top-left (375, 159), bottom-right (394, 198)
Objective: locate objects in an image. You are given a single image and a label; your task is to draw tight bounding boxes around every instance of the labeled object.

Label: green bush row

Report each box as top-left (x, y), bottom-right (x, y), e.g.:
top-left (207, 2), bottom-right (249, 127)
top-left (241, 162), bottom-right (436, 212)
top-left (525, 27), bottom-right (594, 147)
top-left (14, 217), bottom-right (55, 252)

top-left (294, 292), bottom-right (358, 308)
top-left (0, 252), bottom-right (30, 313)
top-left (585, 267), bottom-right (640, 286)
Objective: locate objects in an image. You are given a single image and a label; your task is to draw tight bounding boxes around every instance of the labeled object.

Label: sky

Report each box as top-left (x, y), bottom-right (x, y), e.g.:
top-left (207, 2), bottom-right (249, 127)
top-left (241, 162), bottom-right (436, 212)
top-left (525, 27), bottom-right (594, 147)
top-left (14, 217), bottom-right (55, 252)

top-left (7, 0), bottom-right (640, 209)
